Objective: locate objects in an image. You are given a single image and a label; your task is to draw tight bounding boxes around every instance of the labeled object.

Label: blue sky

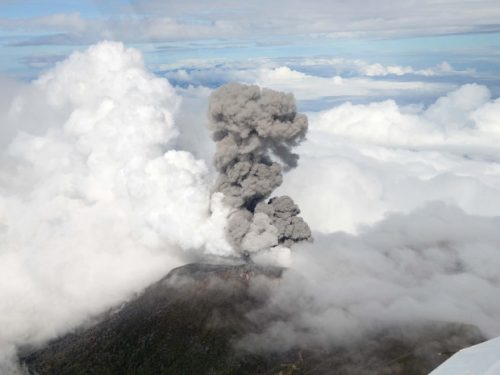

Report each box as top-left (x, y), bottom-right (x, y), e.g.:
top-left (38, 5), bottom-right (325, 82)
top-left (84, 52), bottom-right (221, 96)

top-left (1, 0), bottom-right (500, 83)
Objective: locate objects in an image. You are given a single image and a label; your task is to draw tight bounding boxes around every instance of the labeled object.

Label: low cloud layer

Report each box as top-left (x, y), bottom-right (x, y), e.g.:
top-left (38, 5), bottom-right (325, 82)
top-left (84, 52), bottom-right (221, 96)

top-left (244, 203), bottom-right (500, 351)
top-left (163, 62), bottom-right (455, 104)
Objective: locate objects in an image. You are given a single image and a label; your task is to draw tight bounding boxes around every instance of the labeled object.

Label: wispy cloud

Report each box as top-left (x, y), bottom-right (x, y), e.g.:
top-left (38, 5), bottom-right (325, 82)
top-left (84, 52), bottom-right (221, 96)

top-left (132, 0), bottom-right (500, 39)
top-left (19, 53), bottom-right (66, 68)
top-left (0, 12), bottom-right (87, 32)
top-left (2, 0), bottom-right (500, 46)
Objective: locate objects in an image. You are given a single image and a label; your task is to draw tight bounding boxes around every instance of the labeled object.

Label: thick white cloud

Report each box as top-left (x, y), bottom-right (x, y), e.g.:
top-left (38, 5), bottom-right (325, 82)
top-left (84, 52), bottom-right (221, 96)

top-left (0, 41), bottom-right (231, 370)
top-left (276, 84), bottom-right (500, 233)
top-left (313, 84), bottom-right (499, 149)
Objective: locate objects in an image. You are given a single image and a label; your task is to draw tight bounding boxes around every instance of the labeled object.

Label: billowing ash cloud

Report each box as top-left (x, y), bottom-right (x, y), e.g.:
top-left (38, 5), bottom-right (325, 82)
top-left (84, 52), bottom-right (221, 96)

top-left (207, 83), bottom-right (311, 253)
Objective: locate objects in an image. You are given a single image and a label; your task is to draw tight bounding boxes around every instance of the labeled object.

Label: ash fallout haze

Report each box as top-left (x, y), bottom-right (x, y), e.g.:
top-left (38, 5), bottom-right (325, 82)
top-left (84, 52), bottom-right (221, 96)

top-left (1, 0), bottom-right (500, 373)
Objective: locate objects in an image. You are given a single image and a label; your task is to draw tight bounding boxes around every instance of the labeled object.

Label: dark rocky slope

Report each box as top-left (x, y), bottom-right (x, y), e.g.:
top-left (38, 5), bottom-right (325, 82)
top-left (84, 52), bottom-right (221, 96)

top-left (20, 263), bottom-right (484, 375)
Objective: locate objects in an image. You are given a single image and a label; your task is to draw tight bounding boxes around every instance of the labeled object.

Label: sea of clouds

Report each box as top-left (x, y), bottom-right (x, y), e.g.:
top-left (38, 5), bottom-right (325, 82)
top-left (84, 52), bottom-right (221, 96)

top-left (1, 41), bottom-right (500, 371)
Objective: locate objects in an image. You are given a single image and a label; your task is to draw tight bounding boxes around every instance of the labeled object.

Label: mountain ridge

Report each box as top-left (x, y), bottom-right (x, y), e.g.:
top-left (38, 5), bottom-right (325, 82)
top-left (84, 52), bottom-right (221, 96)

top-left (20, 263), bottom-right (485, 374)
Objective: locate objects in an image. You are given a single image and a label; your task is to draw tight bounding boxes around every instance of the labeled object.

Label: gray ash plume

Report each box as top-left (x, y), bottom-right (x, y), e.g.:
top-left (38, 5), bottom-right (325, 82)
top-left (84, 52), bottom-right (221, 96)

top-left (208, 82), bottom-right (312, 254)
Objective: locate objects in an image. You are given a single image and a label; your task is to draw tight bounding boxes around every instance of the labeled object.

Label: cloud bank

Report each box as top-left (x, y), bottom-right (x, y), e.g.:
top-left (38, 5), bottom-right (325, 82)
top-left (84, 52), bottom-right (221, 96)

top-left (162, 62), bottom-right (455, 107)
top-left (244, 203), bottom-right (500, 351)
top-left (278, 83), bottom-right (500, 233)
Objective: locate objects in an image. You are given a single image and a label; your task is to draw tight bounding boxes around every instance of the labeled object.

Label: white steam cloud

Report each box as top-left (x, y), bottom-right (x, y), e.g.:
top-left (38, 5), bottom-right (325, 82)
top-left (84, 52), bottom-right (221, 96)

top-left (0, 41), bottom-right (231, 370)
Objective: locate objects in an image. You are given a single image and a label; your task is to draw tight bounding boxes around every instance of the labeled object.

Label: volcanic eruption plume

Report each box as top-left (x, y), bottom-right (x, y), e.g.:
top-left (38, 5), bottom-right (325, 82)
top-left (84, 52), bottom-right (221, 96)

top-left (208, 83), bottom-right (312, 254)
